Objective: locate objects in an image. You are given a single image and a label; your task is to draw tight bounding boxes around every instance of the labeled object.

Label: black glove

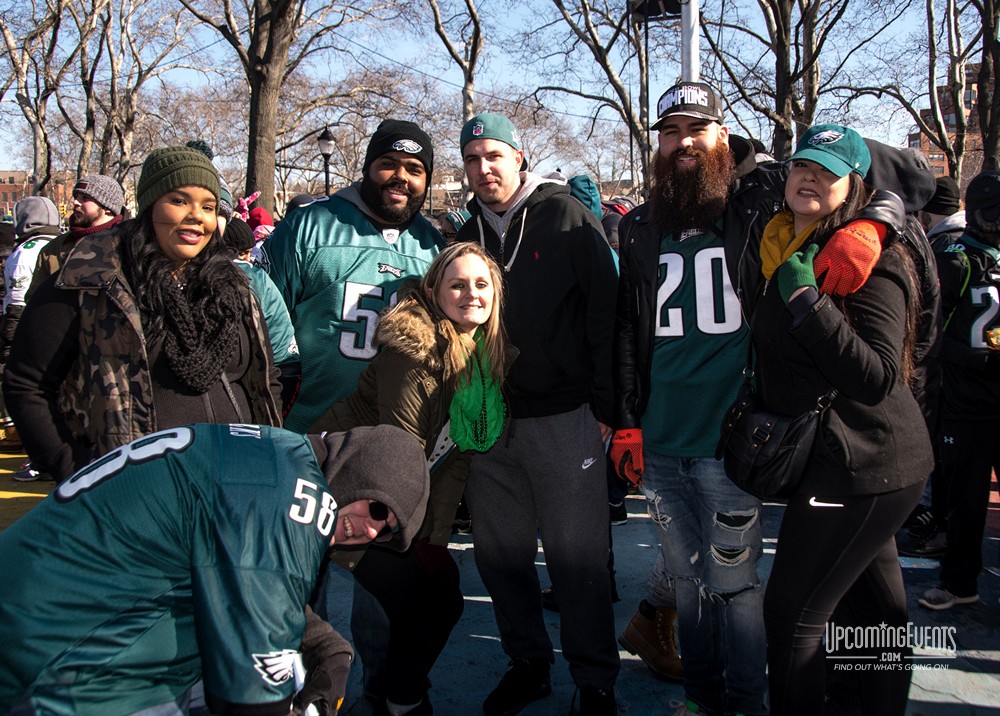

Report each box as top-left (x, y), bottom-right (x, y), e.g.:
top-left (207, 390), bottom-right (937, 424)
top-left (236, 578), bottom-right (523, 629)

top-left (292, 649), bottom-right (351, 716)
top-left (294, 608), bottom-right (353, 716)
top-left (278, 361), bottom-right (302, 419)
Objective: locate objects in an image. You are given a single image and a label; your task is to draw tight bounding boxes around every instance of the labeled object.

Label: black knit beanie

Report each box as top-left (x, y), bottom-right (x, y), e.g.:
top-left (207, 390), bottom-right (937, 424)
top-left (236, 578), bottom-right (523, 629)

top-left (313, 425), bottom-right (430, 552)
top-left (362, 120), bottom-right (434, 177)
top-left (224, 218), bottom-right (256, 253)
top-left (136, 146), bottom-right (221, 216)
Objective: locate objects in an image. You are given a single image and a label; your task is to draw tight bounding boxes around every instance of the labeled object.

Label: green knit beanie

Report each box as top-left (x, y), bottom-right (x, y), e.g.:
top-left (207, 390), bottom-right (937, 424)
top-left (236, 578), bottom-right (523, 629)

top-left (136, 146), bottom-right (221, 216)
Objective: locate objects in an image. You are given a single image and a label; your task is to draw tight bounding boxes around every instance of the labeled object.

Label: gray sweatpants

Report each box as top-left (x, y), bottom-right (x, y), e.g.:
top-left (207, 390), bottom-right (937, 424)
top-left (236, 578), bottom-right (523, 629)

top-left (466, 404), bottom-right (620, 689)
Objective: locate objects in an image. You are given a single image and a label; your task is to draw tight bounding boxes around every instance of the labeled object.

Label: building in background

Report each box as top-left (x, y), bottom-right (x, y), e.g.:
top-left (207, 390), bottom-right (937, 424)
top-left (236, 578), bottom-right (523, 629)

top-left (0, 170), bottom-right (76, 219)
top-left (908, 62), bottom-right (984, 187)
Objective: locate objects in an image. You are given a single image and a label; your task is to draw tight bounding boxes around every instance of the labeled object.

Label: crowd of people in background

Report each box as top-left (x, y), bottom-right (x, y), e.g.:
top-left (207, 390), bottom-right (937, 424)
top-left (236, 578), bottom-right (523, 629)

top-left (0, 79), bottom-right (999, 716)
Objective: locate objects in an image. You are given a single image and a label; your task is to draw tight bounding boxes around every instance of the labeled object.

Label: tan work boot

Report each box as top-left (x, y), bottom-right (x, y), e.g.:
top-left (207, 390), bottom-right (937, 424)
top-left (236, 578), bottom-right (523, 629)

top-left (0, 425), bottom-right (22, 452)
top-left (618, 604), bottom-right (683, 682)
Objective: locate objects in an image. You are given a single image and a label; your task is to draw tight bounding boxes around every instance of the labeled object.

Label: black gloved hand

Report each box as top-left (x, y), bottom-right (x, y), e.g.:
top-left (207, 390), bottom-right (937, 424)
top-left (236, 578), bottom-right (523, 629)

top-left (278, 361), bottom-right (302, 419)
top-left (292, 649), bottom-right (351, 716)
top-left (294, 608), bottom-right (353, 716)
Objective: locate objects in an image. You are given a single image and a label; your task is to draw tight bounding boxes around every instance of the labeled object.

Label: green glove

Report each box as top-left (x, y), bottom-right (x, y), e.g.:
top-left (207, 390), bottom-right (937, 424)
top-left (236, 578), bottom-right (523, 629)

top-left (776, 243), bottom-right (820, 304)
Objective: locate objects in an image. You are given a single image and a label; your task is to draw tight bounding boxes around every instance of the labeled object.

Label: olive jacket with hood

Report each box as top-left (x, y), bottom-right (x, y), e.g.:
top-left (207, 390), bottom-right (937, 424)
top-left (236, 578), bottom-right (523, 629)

top-left (456, 174), bottom-right (618, 425)
top-left (312, 290), bottom-right (477, 554)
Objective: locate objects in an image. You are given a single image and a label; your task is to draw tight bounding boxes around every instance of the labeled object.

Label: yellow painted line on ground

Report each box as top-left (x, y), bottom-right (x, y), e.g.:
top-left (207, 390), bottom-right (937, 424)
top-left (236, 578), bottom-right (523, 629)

top-left (0, 491), bottom-right (47, 500)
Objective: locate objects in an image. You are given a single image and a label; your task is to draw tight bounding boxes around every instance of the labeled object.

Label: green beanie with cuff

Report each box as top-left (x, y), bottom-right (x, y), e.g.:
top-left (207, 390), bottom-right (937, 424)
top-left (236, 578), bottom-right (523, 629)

top-left (136, 146), bottom-right (221, 216)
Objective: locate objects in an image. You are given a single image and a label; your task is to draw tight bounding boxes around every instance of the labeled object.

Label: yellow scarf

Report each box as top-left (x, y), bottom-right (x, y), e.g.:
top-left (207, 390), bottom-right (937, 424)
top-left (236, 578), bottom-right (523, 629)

top-left (759, 211), bottom-right (820, 279)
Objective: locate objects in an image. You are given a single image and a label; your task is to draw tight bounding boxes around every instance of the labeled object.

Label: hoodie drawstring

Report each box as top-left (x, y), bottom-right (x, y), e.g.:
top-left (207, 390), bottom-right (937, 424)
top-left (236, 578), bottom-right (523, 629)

top-left (477, 208), bottom-right (528, 274)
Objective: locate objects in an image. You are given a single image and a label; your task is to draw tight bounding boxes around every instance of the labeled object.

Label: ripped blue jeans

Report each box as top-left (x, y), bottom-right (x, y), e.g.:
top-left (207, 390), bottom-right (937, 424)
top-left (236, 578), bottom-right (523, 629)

top-left (642, 450), bottom-right (768, 716)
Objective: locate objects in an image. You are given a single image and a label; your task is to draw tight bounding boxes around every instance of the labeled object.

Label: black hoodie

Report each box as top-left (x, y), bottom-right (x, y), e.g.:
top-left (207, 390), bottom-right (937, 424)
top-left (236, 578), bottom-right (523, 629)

top-left (458, 178), bottom-right (618, 424)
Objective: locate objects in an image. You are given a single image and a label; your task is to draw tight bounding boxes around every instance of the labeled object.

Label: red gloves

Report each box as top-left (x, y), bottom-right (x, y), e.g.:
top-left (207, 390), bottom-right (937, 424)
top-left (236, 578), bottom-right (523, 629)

top-left (610, 429), bottom-right (644, 487)
top-left (812, 219), bottom-right (887, 297)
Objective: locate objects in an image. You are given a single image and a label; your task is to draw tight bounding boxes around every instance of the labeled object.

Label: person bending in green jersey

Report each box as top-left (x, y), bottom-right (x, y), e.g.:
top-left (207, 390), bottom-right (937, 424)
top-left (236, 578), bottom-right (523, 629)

top-left (0, 423), bottom-right (430, 716)
top-left (264, 120), bottom-right (444, 433)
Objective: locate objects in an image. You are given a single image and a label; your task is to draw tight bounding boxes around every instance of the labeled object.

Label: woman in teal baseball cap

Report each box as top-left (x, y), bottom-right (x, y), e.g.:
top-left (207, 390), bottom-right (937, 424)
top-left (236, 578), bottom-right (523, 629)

top-left (750, 123), bottom-right (930, 715)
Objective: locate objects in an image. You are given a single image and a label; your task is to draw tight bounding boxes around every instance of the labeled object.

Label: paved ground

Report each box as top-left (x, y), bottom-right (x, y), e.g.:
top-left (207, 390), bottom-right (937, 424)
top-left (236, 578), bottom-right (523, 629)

top-left (323, 494), bottom-right (1000, 716)
top-left (3, 456), bottom-right (998, 714)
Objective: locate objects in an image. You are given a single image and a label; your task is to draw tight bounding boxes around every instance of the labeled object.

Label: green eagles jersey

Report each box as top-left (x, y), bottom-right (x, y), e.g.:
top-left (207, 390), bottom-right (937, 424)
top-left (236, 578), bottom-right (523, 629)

top-left (264, 191), bottom-right (443, 432)
top-left (237, 259), bottom-right (299, 365)
top-left (644, 228), bottom-right (748, 457)
top-left (0, 424), bottom-right (333, 714)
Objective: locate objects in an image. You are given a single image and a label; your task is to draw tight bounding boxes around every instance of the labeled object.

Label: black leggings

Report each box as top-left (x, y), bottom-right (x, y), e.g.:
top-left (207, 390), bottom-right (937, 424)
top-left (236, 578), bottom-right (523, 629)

top-left (351, 539), bottom-right (464, 704)
top-left (764, 482), bottom-right (923, 716)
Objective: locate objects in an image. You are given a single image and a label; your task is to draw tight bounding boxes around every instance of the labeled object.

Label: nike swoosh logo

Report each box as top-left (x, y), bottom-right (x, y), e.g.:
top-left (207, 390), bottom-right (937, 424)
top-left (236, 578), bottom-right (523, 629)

top-left (582, 458), bottom-right (597, 469)
top-left (809, 496), bottom-right (844, 508)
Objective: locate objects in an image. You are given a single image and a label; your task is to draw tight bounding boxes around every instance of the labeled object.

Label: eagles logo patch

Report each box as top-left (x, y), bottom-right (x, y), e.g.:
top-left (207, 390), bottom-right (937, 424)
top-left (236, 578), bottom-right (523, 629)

top-left (252, 649), bottom-right (299, 686)
top-left (807, 129), bottom-right (843, 146)
top-left (392, 139), bottom-right (422, 154)
top-left (377, 262), bottom-right (404, 278)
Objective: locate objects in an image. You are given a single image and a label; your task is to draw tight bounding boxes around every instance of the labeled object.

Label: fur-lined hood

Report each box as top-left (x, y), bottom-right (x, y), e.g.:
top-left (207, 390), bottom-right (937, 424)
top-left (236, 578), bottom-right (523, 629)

top-left (374, 291), bottom-right (445, 373)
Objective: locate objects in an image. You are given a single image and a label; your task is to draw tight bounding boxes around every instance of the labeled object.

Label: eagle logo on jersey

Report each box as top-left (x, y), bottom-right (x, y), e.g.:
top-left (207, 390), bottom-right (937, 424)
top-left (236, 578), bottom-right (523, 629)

top-left (252, 649), bottom-right (299, 686)
top-left (377, 262), bottom-right (404, 278)
top-left (807, 129), bottom-right (843, 146)
top-left (392, 139), bottom-right (423, 154)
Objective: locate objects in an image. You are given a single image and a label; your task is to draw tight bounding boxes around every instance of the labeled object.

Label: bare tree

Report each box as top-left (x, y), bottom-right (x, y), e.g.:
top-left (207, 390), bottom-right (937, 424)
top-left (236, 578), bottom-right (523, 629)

top-left (830, 0), bottom-right (980, 178)
top-left (574, 120), bottom-right (633, 194)
top-left (972, 0), bottom-right (999, 168)
top-left (57, 0), bottom-right (111, 177)
top-left (0, 0), bottom-right (79, 194)
top-left (177, 0), bottom-right (403, 212)
top-left (700, 0), bottom-right (913, 158)
top-left (424, 0), bottom-right (483, 123)
top-left (521, 0), bottom-right (671, 192)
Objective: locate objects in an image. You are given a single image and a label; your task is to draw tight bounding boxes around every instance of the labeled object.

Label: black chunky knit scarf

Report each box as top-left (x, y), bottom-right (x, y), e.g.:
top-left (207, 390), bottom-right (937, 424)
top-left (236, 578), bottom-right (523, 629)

top-left (160, 280), bottom-right (240, 394)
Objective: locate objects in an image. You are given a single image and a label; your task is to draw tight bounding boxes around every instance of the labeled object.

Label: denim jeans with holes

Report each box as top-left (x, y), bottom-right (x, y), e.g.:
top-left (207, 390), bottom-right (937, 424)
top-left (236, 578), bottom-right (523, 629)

top-left (642, 450), bottom-right (768, 716)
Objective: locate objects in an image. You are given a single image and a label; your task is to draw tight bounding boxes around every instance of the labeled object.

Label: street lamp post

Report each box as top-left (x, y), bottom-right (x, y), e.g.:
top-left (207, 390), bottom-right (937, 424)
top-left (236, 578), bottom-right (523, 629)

top-left (317, 126), bottom-right (336, 196)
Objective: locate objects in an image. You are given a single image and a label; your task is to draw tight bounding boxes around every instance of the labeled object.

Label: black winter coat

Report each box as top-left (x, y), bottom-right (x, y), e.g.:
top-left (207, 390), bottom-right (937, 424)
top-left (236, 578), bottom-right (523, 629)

top-left (459, 180), bottom-right (618, 424)
top-left (752, 243), bottom-right (932, 496)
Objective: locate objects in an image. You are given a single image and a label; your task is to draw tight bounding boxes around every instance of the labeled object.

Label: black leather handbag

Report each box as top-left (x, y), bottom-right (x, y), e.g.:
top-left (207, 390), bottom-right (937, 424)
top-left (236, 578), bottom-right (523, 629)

top-left (716, 381), bottom-right (836, 500)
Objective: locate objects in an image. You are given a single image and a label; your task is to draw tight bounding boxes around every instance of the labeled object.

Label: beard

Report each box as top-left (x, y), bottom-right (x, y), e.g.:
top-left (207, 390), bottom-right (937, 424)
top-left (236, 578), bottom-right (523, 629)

top-left (650, 142), bottom-right (735, 236)
top-left (70, 209), bottom-right (95, 229)
top-left (359, 174), bottom-right (426, 225)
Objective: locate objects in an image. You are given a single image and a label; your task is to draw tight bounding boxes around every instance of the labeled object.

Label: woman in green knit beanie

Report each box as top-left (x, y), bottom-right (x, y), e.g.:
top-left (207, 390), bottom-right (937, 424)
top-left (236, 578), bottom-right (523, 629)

top-left (3, 145), bottom-right (281, 482)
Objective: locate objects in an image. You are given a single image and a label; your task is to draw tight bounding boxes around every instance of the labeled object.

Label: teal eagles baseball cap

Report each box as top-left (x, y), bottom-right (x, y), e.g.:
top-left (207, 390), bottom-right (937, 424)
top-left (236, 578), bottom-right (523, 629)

top-left (461, 113), bottom-right (522, 153)
top-left (789, 124), bottom-right (871, 178)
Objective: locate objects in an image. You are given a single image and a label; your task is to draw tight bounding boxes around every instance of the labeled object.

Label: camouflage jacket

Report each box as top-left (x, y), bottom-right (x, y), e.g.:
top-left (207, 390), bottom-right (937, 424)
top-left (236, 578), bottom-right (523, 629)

top-left (56, 228), bottom-right (281, 465)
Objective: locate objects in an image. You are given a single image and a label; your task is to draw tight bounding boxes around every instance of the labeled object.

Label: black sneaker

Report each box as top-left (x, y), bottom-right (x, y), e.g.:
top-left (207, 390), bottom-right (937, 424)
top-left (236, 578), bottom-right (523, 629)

top-left (12, 461), bottom-right (53, 482)
top-left (904, 504), bottom-right (936, 540)
top-left (897, 529), bottom-right (946, 558)
top-left (570, 687), bottom-right (618, 716)
top-left (483, 659), bottom-right (551, 716)
top-left (609, 501), bottom-right (627, 526)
